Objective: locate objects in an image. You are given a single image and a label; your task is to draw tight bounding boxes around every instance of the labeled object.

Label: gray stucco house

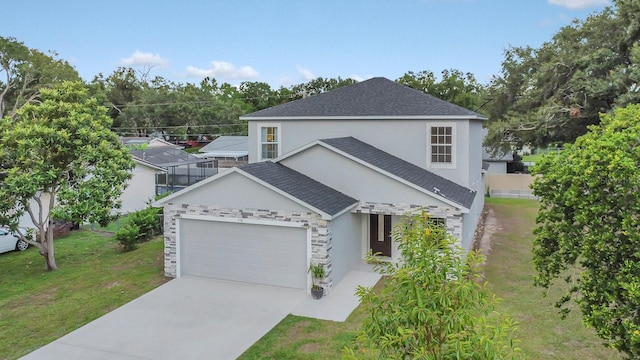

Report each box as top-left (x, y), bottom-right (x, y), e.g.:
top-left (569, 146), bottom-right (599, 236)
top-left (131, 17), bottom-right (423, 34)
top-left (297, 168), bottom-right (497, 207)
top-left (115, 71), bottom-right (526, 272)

top-left (155, 77), bottom-right (487, 294)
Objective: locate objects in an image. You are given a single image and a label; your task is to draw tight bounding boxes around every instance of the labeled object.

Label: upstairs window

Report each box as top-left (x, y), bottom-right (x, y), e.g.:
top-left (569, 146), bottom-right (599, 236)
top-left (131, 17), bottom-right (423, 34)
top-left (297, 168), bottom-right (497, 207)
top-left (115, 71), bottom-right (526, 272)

top-left (430, 126), bottom-right (453, 164)
top-left (427, 124), bottom-right (456, 169)
top-left (260, 125), bottom-right (279, 160)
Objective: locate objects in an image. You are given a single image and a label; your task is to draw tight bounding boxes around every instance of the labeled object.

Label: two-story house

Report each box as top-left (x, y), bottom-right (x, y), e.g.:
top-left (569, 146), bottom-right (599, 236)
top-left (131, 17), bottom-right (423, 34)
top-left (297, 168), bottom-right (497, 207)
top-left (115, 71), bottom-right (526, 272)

top-left (155, 77), bottom-right (486, 294)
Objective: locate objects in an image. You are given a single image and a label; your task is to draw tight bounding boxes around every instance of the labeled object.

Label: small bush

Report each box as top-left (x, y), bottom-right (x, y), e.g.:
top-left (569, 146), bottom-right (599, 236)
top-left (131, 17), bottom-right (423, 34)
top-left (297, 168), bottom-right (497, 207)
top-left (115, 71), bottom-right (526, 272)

top-left (116, 223), bottom-right (142, 252)
top-left (115, 206), bottom-right (162, 251)
top-left (127, 207), bottom-right (161, 241)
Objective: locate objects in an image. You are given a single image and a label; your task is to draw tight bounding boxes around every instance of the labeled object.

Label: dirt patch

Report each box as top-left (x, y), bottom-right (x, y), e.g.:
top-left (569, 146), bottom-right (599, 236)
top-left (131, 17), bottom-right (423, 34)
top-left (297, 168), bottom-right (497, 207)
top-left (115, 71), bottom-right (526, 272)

top-left (104, 281), bottom-right (120, 289)
top-left (472, 206), bottom-right (501, 259)
top-left (471, 205), bottom-right (502, 277)
top-left (277, 320), bottom-right (314, 348)
top-left (299, 342), bottom-right (322, 353)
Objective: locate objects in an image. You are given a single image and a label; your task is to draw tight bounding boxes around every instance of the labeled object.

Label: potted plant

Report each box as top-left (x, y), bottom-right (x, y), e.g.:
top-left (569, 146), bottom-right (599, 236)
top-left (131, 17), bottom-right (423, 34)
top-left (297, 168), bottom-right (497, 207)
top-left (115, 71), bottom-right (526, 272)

top-left (308, 262), bottom-right (325, 299)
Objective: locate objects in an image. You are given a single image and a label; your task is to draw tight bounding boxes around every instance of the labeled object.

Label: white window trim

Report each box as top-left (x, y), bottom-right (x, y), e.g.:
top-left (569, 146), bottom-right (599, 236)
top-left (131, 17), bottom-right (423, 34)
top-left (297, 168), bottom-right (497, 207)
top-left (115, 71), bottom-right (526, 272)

top-left (257, 123), bottom-right (281, 161)
top-left (427, 122), bottom-right (456, 169)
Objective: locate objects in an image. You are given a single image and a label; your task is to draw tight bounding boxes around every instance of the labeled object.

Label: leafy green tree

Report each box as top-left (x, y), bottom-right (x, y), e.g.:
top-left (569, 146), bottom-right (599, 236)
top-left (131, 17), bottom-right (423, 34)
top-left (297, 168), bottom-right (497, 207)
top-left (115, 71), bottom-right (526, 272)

top-left (238, 81), bottom-right (280, 110)
top-left (345, 213), bottom-right (521, 359)
top-left (485, 1), bottom-right (640, 151)
top-left (0, 36), bottom-right (79, 119)
top-left (289, 76), bottom-right (357, 99)
top-left (531, 104), bottom-right (640, 357)
top-left (0, 81), bottom-right (134, 270)
top-left (116, 78), bottom-right (250, 138)
top-left (89, 67), bottom-right (146, 126)
top-left (396, 69), bottom-right (486, 110)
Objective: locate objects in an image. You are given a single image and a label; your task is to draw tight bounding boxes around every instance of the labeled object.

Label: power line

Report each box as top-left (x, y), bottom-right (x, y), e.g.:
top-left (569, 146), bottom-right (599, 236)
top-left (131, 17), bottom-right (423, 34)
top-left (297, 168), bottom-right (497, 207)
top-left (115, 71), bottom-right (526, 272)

top-left (111, 123), bottom-right (244, 131)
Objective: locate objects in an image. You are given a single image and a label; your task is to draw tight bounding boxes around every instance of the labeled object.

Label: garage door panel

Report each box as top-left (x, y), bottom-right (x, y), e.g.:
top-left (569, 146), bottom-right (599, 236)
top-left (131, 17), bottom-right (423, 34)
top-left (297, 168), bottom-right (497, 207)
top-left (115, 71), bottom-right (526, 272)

top-left (180, 219), bottom-right (307, 289)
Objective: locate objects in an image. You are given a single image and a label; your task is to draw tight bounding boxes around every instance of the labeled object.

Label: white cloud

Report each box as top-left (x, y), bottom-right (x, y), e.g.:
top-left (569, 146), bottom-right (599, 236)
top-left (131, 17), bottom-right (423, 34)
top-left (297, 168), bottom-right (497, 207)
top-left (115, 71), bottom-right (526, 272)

top-left (296, 66), bottom-right (316, 81)
top-left (547, 0), bottom-right (610, 9)
top-left (185, 61), bottom-right (259, 80)
top-left (120, 50), bottom-right (169, 67)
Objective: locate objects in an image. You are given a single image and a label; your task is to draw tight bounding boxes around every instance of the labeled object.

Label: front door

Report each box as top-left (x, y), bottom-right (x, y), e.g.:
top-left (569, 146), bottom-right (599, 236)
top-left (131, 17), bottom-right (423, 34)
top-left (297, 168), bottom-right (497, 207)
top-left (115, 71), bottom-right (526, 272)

top-left (369, 214), bottom-right (392, 257)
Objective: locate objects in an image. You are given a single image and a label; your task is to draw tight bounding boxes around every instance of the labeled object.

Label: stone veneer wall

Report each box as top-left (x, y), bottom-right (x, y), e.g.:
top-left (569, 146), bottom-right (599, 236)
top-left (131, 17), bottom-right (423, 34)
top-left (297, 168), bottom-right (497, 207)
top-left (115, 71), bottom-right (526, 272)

top-left (352, 202), bottom-right (464, 246)
top-left (162, 203), bottom-right (336, 292)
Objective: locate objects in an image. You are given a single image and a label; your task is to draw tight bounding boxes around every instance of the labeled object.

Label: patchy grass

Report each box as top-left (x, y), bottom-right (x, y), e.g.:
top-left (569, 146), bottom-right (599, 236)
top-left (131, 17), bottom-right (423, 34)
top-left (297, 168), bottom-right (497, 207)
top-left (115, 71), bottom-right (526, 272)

top-left (0, 230), bottom-right (168, 360)
top-left (83, 214), bottom-right (133, 233)
top-left (2, 199), bottom-right (624, 359)
top-left (484, 197), bottom-right (622, 359)
top-left (241, 198), bottom-right (624, 359)
top-left (238, 281), bottom-right (385, 360)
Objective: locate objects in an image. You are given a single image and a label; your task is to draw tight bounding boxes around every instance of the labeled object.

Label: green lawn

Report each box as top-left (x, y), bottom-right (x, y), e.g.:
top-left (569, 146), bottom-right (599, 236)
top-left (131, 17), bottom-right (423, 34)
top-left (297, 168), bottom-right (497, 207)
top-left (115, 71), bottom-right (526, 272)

top-left (484, 198), bottom-right (622, 359)
top-left (1, 199), bottom-right (624, 359)
top-left (240, 198), bottom-right (624, 359)
top-left (0, 230), bottom-right (168, 360)
top-left (521, 153), bottom-right (543, 163)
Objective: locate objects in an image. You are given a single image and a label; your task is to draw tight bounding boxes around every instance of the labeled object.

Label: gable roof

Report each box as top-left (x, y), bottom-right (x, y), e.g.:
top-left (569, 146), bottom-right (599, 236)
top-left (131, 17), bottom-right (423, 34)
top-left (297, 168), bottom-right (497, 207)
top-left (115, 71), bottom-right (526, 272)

top-left (130, 148), bottom-right (210, 167)
top-left (238, 162), bottom-right (357, 217)
top-left (199, 136), bottom-right (248, 157)
top-left (120, 137), bottom-right (182, 149)
top-left (132, 157), bottom-right (167, 172)
top-left (241, 77), bottom-right (487, 120)
top-left (482, 147), bottom-right (514, 162)
top-left (154, 161), bottom-right (358, 219)
top-left (278, 137), bottom-right (476, 210)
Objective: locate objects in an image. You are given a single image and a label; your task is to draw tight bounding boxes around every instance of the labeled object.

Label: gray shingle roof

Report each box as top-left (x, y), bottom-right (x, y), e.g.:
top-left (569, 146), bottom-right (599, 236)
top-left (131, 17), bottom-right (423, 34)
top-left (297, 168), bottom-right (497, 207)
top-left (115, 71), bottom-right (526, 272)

top-left (131, 148), bottom-right (203, 167)
top-left (238, 162), bottom-right (357, 216)
top-left (241, 77), bottom-right (486, 119)
top-left (318, 137), bottom-right (476, 209)
top-left (200, 136), bottom-right (248, 153)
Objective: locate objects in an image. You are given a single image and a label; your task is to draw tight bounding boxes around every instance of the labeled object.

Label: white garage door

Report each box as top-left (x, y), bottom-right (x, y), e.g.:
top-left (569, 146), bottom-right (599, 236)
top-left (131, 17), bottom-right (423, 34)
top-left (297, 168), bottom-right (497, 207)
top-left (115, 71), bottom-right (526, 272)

top-left (179, 219), bottom-right (308, 289)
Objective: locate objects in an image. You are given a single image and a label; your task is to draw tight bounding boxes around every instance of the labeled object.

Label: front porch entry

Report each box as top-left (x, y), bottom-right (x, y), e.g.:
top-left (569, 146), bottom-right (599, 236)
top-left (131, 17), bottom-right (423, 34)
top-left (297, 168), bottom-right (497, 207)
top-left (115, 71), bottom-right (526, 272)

top-left (369, 214), bottom-right (392, 257)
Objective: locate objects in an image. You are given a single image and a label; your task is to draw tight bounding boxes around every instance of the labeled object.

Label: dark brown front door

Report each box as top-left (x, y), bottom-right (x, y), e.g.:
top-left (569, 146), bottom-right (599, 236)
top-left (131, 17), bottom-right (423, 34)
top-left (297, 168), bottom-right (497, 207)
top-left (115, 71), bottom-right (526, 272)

top-left (369, 214), bottom-right (392, 257)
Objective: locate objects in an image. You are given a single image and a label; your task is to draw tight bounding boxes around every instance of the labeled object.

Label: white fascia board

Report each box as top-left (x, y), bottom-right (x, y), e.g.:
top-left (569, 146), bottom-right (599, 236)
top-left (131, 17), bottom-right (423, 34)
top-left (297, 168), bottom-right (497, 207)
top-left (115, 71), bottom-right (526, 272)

top-left (234, 168), bottom-right (334, 220)
top-left (178, 213), bottom-right (309, 229)
top-left (152, 167), bottom-right (240, 207)
top-left (331, 202), bottom-right (360, 219)
top-left (318, 143), bottom-right (471, 213)
top-left (240, 115), bottom-right (487, 121)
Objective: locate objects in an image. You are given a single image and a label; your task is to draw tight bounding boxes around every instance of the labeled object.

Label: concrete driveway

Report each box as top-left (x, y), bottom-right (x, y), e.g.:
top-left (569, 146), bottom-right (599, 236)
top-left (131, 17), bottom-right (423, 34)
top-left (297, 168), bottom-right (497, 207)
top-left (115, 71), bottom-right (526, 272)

top-left (21, 277), bottom-right (308, 360)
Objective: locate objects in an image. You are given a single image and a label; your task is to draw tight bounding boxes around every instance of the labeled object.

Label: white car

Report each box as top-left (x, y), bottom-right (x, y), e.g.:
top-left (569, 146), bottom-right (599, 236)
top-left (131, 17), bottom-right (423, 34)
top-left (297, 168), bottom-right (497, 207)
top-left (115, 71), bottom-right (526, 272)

top-left (0, 227), bottom-right (30, 254)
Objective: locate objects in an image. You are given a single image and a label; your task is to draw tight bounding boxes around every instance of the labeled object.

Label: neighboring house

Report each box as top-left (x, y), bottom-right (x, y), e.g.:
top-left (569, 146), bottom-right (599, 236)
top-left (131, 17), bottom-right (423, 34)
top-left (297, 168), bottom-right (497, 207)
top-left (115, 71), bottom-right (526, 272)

top-left (482, 129), bottom-right (513, 174)
top-left (197, 136), bottom-right (249, 168)
top-left (119, 158), bottom-right (167, 214)
top-left (482, 148), bottom-right (513, 174)
top-left (155, 77), bottom-right (487, 294)
top-left (130, 147), bottom-right (217, 195)
top-left (120, 137), bottom-right (183, 149)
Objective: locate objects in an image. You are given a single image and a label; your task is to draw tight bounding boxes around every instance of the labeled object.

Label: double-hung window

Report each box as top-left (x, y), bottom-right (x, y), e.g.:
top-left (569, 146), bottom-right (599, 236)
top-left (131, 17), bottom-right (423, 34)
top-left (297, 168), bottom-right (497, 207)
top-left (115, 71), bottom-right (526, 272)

top-left (428, 124), bottom-right (455, 168)
top-left (259, 124), bottom-right (279, 160)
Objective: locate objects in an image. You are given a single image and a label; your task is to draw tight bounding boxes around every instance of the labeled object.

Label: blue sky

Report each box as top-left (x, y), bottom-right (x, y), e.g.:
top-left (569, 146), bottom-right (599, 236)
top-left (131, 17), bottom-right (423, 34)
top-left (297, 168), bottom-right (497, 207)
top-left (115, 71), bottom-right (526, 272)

top-left (3, 0), bottom-right (611, 87)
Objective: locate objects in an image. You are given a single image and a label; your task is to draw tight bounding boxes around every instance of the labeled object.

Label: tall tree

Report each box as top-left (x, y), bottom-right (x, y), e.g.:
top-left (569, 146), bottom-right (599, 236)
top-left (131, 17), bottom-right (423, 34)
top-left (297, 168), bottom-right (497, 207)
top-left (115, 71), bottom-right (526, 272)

top-left (0, 36), bottom-right (79, 119)
top-left (115, 78), bottom-right (250, 138)
top-left (288, 76), bottom-right (357, 99)
top-left (531, 104), bottom-right (640, 357)
top-left (397, 69), bottom-right (486, 110)
top-left (89, 67), bottom-right (146, 126)
top-left (0, 81), bottom-right (134, 270)
top-left (485, 1), bottom-right (640, 151)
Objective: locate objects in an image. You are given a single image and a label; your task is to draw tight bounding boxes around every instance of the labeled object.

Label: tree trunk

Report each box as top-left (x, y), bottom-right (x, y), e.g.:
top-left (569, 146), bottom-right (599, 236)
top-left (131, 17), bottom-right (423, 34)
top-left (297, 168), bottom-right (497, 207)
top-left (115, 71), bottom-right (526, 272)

top-left (41, 228), bottom-right (58, 271)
